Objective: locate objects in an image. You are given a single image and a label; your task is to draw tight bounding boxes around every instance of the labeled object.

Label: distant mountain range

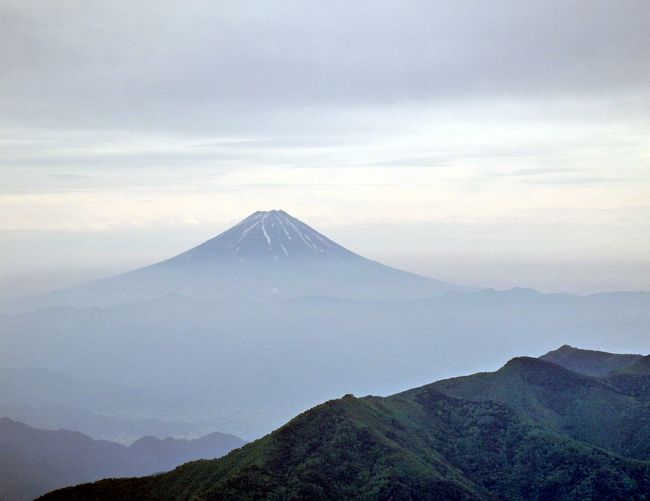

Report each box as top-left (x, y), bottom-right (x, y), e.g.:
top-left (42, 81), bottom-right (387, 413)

top-left (0, 417), bottom-right (245, 501)
top-left (41, 346), bottom-right (650, 500)
top-left (1, 210), bottom-right (649, 440)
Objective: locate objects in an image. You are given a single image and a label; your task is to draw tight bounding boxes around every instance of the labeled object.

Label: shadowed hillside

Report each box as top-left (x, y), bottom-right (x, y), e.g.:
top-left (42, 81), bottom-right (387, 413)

top-left (41, 347), bottom-right (650, 500)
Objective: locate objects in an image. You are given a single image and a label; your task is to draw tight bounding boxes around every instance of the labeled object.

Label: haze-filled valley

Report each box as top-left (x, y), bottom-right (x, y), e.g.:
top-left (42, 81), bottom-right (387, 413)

top-left (2, 211), bottom-right (649, 449)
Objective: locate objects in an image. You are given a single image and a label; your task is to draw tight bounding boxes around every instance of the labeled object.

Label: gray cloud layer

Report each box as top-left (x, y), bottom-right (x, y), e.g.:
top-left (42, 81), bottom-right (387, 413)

top-left (2, 0), bottom-right (649, 133)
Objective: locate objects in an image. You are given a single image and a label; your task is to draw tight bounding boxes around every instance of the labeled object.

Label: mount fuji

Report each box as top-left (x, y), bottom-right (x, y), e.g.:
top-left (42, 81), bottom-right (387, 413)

top-left (12, 210), bottom-right (469, 311)
top-left (1, 210), bottom-right (649, 440)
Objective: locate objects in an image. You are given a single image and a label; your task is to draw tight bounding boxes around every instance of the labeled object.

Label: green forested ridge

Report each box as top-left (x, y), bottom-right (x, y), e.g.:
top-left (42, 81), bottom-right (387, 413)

top-left (41, 347), bottom-right (650, 500)
top-left (616, 355), bottom-right (650, 375)
top-left (539, 344), bottom-right (643, 377)
top-left (427, 356), bottom-right (650, 458)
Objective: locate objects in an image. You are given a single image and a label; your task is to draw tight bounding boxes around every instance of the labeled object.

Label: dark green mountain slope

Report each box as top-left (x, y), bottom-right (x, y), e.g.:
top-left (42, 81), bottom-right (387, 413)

top-left (427, 356), bottom-right (650, 458)
top-left (616, 355), bottom-right (650, 375)
top-left (605, 355), bottom-right (650, 397)
top-left (540, 344), bottom-right (643, 376)
top-left (42, 348), bottom-right (650, 501)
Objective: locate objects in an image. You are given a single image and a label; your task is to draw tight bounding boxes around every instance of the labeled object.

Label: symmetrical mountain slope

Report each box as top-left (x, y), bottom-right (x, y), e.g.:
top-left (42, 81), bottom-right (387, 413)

top-left (0, 418), bottom-right (245, 501)
top-left (42, 347), bottom-right (650, 500)
top-left (165, 210), bottom-right (358, 263)
top-left (8, 210), bottom-right (467, 311)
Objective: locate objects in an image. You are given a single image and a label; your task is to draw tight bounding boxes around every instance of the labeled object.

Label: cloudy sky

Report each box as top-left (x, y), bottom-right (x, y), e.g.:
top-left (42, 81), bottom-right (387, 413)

top-left (1, 0), bottom-right (649, 297)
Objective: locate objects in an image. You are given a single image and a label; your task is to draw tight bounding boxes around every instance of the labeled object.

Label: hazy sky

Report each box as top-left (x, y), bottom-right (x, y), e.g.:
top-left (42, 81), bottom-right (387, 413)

top-left (1, 0), bottom-right (649, 297)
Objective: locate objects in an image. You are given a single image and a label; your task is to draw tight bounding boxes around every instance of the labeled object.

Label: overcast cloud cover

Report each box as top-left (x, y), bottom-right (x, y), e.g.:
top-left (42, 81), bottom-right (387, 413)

top-left (1, 0), bottom-right (649, 296)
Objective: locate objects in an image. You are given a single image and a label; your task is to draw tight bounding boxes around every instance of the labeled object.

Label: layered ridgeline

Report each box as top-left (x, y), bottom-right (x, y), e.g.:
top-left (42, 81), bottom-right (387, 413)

top-left (43, 347), bottom-right (650, 500)
top-left (0, 418), bottom-right (245, 501)
top-left (1, 211), bottom-right (650, 440)
top-left (8, 210), bottom-right (467, 311)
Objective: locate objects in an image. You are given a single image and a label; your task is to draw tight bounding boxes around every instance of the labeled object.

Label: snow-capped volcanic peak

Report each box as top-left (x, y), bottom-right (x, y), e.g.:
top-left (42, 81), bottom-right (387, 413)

top-left (5, 209), bottom-right (469, 311)
top-left (173, 210), bottom-right (356, 263)
top-left (227, 211), bottom-right (334, 256)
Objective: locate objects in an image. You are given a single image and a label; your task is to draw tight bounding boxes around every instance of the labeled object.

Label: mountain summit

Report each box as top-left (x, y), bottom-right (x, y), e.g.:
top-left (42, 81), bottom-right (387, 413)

top-left (12, 210), bottom-right (470, 310)
top-left (167, 210), bottom-right (357, 264)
